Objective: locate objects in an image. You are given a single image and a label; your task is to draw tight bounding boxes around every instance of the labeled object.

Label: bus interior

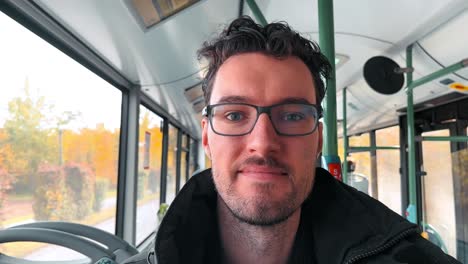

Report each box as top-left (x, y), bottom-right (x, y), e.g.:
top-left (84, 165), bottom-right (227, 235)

top-left (0, 0), bottom-right (467, 263)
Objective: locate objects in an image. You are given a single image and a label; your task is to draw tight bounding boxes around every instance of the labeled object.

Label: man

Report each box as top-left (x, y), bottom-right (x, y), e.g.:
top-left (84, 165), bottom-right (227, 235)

top-left (125, 16), bottom-right (460, 264)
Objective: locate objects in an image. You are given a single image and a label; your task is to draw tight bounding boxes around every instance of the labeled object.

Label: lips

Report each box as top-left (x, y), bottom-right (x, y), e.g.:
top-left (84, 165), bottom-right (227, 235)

top-left (239, 166), bottom-right (287, 174)
top-left (238, 165), bottom-right (288, 180)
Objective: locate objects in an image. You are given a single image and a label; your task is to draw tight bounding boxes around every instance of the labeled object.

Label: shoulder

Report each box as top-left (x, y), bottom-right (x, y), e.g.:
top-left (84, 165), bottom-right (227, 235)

top-left (363, 233), bottom-right (461, 263)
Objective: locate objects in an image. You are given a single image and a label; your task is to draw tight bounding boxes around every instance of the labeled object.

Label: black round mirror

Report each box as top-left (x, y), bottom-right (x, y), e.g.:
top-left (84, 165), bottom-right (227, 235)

top-left (363, 56), bottom-right (404, 95)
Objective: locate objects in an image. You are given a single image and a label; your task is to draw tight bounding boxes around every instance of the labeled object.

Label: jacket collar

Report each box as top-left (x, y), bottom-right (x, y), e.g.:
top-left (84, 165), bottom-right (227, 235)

top-left (155, 168), bottom-right (416, 263)
top-left (304, 168), bottom-right (417, 263)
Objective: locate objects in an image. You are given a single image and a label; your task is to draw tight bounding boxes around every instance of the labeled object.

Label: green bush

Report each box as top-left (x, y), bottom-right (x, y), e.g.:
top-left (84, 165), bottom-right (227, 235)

top-left (93, 178), bottom-right (109, 212)
top-left (32, 165), bottom-right (69, 221)
top-left (64, 163), bottom-right (95, 220)
top-left (157, 203), bottom-right (169, 223)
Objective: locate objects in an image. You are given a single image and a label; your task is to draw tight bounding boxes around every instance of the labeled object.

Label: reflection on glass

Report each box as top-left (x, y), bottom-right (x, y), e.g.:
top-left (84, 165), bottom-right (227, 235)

top-left (136, 106), bottom-right (163, 244)
top-left (166, 125), bottom-right (178, 204)
top-left (421, 130), bottom-right (456, 259)
top-left (0, 11), bottom-right (120, 259)
top-left (376, 126), bottom-right (401, 214)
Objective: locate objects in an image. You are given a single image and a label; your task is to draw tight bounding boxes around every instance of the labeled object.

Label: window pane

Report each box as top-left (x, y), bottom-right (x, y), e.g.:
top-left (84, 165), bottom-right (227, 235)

top-left (349, 133), bottom-right (370, 146)
top-left (166, 125), bottom-right (178, 204)
top-left (179, 134), bottom-right (189, 188)
top-left (0, 12), bottom-right (120, 260)
top-left (337, 137), bottom-right (345, 164)
top-left (376, 126), bottom-right (399, 146)
top-left (180, 151), bottom-right (188, 187)
top-left (347, 133), bottom-right (371, 194)
top-left (421, 130), bottom-right (457, 259)
top-left (136, 106), bottom-right (163, 244)
top-left (189, 139), bottom-right (198, 176)
top-left (376, 126), bottom-right (401, 214)
top-left (452, 147), bottom-right (467, 262)
top-left (205, 154), bottom-right (212, 169)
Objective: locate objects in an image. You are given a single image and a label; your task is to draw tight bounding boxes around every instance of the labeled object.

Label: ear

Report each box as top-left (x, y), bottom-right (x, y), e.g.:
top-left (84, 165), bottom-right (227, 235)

top-left (201, 118), bottom-right (212, 159)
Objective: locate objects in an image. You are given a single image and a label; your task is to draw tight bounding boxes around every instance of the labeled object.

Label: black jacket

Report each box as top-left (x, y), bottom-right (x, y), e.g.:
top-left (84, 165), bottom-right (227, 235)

top-left (124, 168), bottom-right (460, 264)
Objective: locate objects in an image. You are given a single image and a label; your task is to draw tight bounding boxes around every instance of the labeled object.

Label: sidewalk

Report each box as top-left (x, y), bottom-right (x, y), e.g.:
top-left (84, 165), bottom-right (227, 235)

top-left (1, 198), bottom-right (34, 228)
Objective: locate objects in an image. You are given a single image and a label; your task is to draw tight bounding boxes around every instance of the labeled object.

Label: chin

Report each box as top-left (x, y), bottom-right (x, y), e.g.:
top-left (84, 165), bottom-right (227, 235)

top-left (232, 204), bottom-right (297, 226)
top-left (225, 194), bottom-right (299, 226)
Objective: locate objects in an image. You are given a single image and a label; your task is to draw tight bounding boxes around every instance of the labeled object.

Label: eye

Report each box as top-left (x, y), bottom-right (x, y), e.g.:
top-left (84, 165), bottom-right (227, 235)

top-left (225, 112), bottom-right (244, 121)
top-left (282, 112), bottom-right (304, 121)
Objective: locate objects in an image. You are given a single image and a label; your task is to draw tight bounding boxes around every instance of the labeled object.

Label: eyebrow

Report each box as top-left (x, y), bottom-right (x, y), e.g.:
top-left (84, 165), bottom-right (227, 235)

top-left (215, 96), bottom-right (313, 105)
top-left (279, 97), bottom-right (313, 104)
top-left (216, 96), bottom-right (250, 104)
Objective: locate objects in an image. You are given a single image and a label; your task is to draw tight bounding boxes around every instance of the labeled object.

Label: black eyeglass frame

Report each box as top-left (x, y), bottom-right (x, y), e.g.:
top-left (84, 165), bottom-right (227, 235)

top-left (202, 102), bottom-right (322, 137)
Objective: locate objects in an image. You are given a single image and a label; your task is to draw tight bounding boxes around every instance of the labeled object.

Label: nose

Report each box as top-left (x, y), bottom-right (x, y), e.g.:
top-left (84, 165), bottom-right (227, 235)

top-left (245, 113), bottom-right (281, 155)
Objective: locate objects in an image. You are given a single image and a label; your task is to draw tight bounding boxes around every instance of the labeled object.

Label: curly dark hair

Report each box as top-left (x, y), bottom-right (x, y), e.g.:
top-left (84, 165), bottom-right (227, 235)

top-left (197, 16), bottom-right (332, 108)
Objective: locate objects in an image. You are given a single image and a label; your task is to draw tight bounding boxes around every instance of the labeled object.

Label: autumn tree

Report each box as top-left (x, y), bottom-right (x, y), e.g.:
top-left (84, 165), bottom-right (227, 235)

top-left (2, 83), bottom-right (55, 193)
top-left (62, 124), bottom-right (119, 184)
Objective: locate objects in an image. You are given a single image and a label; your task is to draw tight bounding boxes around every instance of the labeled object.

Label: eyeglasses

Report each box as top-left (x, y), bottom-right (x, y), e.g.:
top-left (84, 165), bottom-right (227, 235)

top-left (202, 103), bottom-right (321, 136)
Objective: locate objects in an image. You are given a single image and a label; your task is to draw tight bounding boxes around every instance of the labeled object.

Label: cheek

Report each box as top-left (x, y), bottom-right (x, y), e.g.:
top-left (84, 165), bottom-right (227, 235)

top-left (287, 139), bottom-right (318, 189)
top-left (208, 134), bottom-right (243, 168)
top-left (287, 138), bottom-right (319, 165)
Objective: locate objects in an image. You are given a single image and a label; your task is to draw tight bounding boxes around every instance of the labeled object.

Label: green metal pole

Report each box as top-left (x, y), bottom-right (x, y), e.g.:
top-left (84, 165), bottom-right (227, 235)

top-left (318, 0), bottom-right (338, 157)
top-left (411, 59), bottom-right (468, 89)
top-left (245, 0), bottom-right (267, 26)
top-left (318, 0), bottom-right (338, 156)
top-left (318, 0), bottom-right (341, 179)
top-left (348, 146), bottom-right (400, 152)
top-left (342, 87), bottom-right (348, 184)
top-left (418, 136), bottom-right (468, 142)
top-left (406, 44), bottom-right (418, 224)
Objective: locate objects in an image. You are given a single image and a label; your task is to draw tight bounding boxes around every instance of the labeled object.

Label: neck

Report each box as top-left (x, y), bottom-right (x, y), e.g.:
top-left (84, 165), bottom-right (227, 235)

top-left (217, 196), bottom-right (301, 264)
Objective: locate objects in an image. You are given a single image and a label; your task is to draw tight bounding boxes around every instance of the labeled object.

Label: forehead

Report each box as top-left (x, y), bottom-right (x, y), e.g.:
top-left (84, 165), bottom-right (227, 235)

top-left (211, 53), bottom-right (317, 105)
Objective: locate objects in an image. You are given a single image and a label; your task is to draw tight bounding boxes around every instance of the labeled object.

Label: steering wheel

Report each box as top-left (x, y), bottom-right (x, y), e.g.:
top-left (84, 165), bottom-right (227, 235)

top-left (0, 228), bottom-right (116, 264)
top-left (10, 222), bottom-right (138, 261)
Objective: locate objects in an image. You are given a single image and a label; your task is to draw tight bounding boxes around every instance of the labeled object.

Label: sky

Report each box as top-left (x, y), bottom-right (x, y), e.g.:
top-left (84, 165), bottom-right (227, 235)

top-left (0, 11), bottom-right (122, 131)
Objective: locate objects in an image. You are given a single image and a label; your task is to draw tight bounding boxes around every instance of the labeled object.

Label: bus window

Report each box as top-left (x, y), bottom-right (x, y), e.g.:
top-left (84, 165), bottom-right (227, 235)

top-left (135, 106), bottom-right (163, 244)
top-left (376, 126), bottom-right (401, 214)
top-left (179, 135), bottom-right (189, 188)
top-left (421, 129), bottom-right (457, 258)
top-left (189, 138), bottom-right (198, 176)
top-left (452, 146), bottom-right (467, 261)
top-left (0, 11), bottom-right (121, 260)
top-left (348, 133), bottom-right (372, 195)
top-left (166, 124), bottom-right (178, 204)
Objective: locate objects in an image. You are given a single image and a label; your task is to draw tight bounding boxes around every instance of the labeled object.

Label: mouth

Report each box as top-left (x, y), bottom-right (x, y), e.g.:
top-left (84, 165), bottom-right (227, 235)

top-left (238, 166), bottom-right (288, 181)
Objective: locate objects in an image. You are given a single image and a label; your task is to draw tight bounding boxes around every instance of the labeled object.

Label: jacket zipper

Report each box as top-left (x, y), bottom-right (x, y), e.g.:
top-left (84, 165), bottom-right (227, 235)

top-left (344, 227), bottom-right (419, 264)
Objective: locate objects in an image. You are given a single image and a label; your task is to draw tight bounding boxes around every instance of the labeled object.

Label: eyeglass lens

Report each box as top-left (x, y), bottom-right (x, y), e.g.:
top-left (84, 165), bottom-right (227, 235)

top-left (210, 103), bottom-right (318, 136)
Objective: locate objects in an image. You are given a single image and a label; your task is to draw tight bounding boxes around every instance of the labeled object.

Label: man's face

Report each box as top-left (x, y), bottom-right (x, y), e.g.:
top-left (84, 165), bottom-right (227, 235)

top-left (202, 53), bottom-right (323, 225)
